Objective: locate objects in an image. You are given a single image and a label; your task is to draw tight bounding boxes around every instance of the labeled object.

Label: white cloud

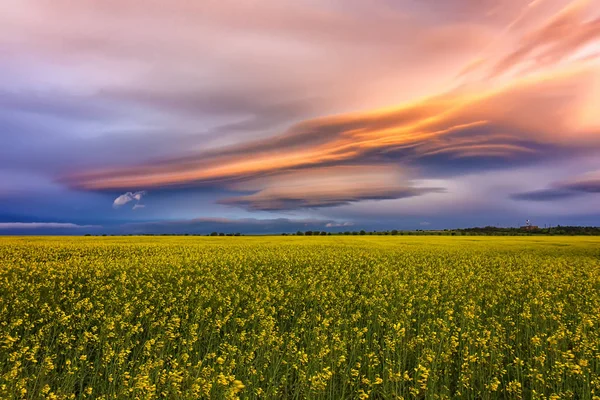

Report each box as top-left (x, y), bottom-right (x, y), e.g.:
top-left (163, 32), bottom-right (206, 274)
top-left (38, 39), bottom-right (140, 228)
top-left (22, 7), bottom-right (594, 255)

top-left (420, 221), bottom-right (431, 226)
top-left (0, 222), bottom-right (100, 229)
top-left (325, 221), bottom-right (354, 228)
top-left (113, 191), bottom-right (146, 209)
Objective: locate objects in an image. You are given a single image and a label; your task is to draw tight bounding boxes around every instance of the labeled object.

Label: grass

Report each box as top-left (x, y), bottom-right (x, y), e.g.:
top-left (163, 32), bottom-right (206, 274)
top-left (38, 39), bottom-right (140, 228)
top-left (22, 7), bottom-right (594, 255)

top-left (1, 236), bottom-right (600, 399)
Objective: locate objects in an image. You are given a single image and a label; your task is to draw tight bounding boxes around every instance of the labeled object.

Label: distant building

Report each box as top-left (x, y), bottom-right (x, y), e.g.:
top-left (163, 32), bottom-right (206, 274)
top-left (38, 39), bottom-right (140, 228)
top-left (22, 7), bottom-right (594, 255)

top-left (520, 225), bottom-right (539, 231)
top-left (520, 219), bottom-right (539, 231)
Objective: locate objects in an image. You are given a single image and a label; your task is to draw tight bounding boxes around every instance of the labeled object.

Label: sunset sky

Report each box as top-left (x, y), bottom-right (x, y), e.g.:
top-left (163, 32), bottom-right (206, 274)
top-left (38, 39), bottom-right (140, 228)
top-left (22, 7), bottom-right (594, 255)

top-left (1, 0), bottom-right (600, 234)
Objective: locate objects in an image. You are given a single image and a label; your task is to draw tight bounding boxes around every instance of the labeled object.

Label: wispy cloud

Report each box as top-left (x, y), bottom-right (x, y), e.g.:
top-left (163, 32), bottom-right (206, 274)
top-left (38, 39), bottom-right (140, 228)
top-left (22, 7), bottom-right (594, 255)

top-left (487, 0), bottom-right (600, 78)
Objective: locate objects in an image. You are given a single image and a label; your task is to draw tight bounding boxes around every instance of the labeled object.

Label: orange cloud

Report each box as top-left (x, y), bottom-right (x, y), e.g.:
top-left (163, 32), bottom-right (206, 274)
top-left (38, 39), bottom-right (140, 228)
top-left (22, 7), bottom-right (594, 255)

top-left (56, 0), bottom-right (600, 206)
top-left (63, 62), bottom-right (599, 191)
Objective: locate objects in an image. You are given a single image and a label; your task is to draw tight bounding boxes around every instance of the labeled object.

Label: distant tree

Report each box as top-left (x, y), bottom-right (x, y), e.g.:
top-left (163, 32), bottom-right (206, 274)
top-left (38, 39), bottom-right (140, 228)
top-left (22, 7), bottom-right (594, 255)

top-left (344, 231), bottom-right (351, 235)
top-left (210, 232), bottom-right (218, 236)
top-left (235, 233), bottom-right (241, 236)
top-left (391, 230), bottom-right (398, 235)
top-left (305, 230), bottom-right (313, 236)
top-left (296, 231), bottom-right (304, 236)
top-left (359, 230), bottom-right (366, 235)
top-left (320, 231), bottom-right (327, 236)
top-left (219, 233), bottom-right (225, 236)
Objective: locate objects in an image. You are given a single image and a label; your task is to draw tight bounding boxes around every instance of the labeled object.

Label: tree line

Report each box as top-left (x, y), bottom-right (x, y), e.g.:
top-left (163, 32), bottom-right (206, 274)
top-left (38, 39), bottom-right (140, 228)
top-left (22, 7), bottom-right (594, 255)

top-left (83, 225), bottom-right (600, 237)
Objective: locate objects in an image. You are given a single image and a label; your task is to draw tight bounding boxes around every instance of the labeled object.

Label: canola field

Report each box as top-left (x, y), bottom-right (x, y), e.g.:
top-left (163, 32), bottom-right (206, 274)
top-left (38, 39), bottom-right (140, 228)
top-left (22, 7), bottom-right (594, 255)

top-left (1, 236), bottom-right (600, 399)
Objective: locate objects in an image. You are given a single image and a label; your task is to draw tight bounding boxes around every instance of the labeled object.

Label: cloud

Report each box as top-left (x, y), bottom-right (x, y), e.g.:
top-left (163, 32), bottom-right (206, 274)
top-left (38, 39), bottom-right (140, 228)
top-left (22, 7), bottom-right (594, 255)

top-left (63, 64), bottom-right (600, 193)
top-left (102, 87), bottom-right (320, 127)
top-left (420, 221), bottom-right (431, 226)
top-left (560, 171), bottom-right (600, 193)
top-left (511, 188), bottom-right (577, 201)
top-left (2, 0), bottom-right (600, 222)
top-left (0, 222), bottom-right (100, 229)
top-left (325, 221), bottom-right (354, 228)
top-left (488, 0), bottom-right (600, 78)
top-left (0, 89), bottom-right (122, 121)
top-left (132, 204), bottom-right (145, 210)
top-left (218, 166), bottom-right (444, 211)
top-left (512, 170), bottom-right (600, 201)
top-left (113, 191), bottom-right (146, 209)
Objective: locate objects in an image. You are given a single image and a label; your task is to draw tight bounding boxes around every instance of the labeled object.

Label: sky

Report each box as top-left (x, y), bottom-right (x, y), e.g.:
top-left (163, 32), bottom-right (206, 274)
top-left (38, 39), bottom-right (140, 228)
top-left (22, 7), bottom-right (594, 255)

top-left (1, 0), bottom-right (600, 234)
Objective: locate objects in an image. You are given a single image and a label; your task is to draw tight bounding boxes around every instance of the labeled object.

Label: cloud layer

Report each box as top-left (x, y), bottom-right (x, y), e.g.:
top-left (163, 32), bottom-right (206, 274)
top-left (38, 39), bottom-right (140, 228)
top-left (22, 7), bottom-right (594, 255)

top-left (0, 222), bottom-right (100, 229)
top-left (512, 170), bottom-right (600, 201)
top-left (219, 166), bottom-right (444, 211)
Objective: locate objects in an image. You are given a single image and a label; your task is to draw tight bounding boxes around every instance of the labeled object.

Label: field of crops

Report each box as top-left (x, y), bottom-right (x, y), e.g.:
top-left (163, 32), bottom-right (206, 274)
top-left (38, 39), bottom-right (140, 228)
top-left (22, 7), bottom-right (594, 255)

top-left (1, 236), bottom-right (600, 399)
